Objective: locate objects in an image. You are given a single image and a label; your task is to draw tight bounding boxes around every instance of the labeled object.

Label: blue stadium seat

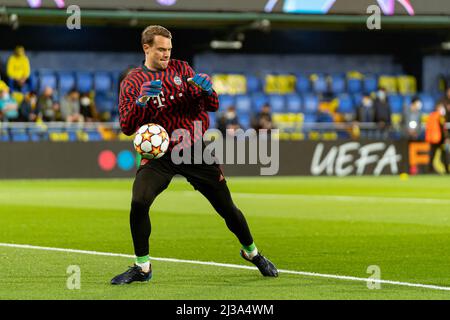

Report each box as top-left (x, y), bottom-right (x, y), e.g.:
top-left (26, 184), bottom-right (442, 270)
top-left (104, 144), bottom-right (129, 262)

top-left (286, 94), bottom-right (302, 113)
top-left (318, 112), bottom-right (334, 123)
top-left (94, 72), bottom-right (112, 92)
top-left (419, 93), bottom-right (435, 113)
top-left (76, 72), bottom-right (94, 93)
top-left (295, 74), bottom-right (310, 93)
top-left (38, 70), bottom-right (57, 93)
top-left (246, 74), bottom-right (261, 93)
top-left (311, 74), bottom-right (327, 94)
top-left (208, 112), bottom-right (216, 129)
top-left (302, 93), bottom-right (319, 115)
top-left (303, 114), bottom-right (318, 123)
top-left (267, 95), bottom-right (285, 113)
top-left (330, 74), bottom-right (346, 94)
top-left (95, 92), bottom-right (115, 113)
top-left (235, 95), bottom-right (251, 113)
top-left (10, 128), bottom-right (29, 142)
top-left (363, 74), bottom-right (378, 93)
top-left (87, 131), bottom-right (102, 141)
top-left (251, 92), bottom-right (268, 112)
top-left (403, 95), bottom-right (413, 109)
top-left (348, 78), bottom-right (362, 94)
top-left (388, 94), bottom-right (403, 114)
top-left (238, 113), bottom-right (251, 129)
top-left (27, 71), bottom-right (39, 92)
top-left (337, 93), bottom-right (354, 114)
top-left (218, 94), bottom-right (235, 111)
top-left (58, 71), bottom-right (76, 95)
top-left (352, 93), bottom-right (363, 107)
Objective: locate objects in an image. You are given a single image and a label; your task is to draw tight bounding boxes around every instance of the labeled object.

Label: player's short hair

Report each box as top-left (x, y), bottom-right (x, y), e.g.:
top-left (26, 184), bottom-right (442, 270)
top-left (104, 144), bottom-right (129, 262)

top-left (141, 25), bottom-right (172, 46)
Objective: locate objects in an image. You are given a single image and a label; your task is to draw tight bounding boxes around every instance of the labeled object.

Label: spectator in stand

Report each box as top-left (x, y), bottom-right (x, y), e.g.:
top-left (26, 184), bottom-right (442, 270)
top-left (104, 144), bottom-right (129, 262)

top-left (18, 91), bottom-right (38, 122)
top-left (403, 97), bottom-right (423, 141)
top-left (217, 105), bottom-right (240, 135)
top-left (425, 102), bottom-right (449, 174)
top-left (0, 57), bottom-right (7, 82)
top-left (60, 89), bottom-right (83, 122)
top-left (36, 86), bottom-right (60, 121)
top-left (252, 103), bottom-right (274, 131)
top-left (439, 87), bottom-right (450, 128)
top-left (0, 86), bottom-right (19, 122)
top-left (355, 93), bottom-right (375, 139)
top-left (373, 88), bottom-right (392, 140)
top-left (6, 46), bottom-right (31, 91)
top-left (80, 93), bottom-right (95, 122)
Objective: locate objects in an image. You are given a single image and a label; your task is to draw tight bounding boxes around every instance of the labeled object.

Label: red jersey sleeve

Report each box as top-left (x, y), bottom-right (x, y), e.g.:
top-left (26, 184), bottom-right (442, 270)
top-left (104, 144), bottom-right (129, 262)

top-left (118, 77), bottom-right (144, 135)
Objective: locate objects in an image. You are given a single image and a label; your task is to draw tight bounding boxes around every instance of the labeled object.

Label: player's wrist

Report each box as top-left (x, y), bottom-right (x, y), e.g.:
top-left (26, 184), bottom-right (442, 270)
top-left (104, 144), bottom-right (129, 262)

top-left (136, 96), bottom-right (149, 107)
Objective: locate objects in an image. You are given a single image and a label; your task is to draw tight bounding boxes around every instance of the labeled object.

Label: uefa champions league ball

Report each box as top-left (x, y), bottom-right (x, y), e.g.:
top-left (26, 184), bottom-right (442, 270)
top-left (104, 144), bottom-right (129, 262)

top-left (133, 123), bottom-right (170, 159)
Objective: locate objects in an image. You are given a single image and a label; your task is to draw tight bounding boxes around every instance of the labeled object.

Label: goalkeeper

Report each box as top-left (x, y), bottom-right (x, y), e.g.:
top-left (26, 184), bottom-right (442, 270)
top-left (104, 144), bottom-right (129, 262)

top-left (111, 25), bottom-right (278, 285)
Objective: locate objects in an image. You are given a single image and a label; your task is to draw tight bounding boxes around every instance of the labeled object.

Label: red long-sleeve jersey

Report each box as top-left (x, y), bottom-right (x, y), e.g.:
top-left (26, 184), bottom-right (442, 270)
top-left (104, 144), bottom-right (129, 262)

top-left (118, 59), bottom-right (219, 150)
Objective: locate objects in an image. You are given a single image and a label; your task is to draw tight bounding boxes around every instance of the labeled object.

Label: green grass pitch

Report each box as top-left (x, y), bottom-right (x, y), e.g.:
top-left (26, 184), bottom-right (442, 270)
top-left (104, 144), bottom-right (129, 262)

top-left (1, 176), bottom-right (450, 300)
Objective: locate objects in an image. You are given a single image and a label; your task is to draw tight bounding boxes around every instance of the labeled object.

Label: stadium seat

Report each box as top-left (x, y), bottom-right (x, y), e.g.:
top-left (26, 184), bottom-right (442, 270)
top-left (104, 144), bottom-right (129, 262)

top-left (208, 112), bottom-right (216, 129)
top-left (235, 95), bottom-right (251, 113)
top-left (238, 113), bottom-right (251, 129)
top-left (38, 70), bottom-right (57, 93)
top-left (251, 92), bottom-right (268, 112)
top-left (246, 74), bottom-right (261, 92)
top-left (58, 71), bottom-right (76, 95)
top-left (295, 74), bottom-right (310, 93)
top-left (388, 94), bottom-right (403, 114)
top-left (310, 73), bottom-right (327, 93)
top-left (94, 72), bottom-right (112, 92)
top-left (348, 78), bottom-right (362, 94)
top-left (330, 74), bottom-right (346, 94)
top-left (303, 113), bottom-right (318, 123)
top-left (218, 94), bottom-right (235, 111)
top-left (10, 128), bottom-right (29, 142)
top-left (352, 93), bottom-right (363, 107)
top-left (302, 93), bottom-right (319, 115)
top-left (286, 94), bottom-right (302, 113)
top-left (267, 95), bottom-right (286, 113)
top-left (378, 75), bottom-right (398, 93)
top-left (419, 93), bottom-right (435, 113)
top-left (363, 74), bottom-right (378, 93)
top-left (95, 92), bottom-right (115, 113)
top-left (337, 93), bottom-right (354, 114)
top-left (76, 72), bottom-right (94, 93)
top-left (397, 75), bottom-right (417, 95)
top-left (403, 95), bottom-right (413, 109)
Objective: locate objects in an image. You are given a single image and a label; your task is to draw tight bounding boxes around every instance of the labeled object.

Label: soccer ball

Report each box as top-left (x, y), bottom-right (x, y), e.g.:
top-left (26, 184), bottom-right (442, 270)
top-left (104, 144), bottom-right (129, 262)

top-left (133, 123), bottom-right (170, 159)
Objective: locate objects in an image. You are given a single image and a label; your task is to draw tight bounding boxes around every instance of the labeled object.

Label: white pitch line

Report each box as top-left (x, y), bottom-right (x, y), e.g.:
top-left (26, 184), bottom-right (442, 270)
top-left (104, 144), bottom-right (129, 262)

top-left (176, 191), bottom-right (450, 205)
top-left (1, 243), bottom-right (450, 292)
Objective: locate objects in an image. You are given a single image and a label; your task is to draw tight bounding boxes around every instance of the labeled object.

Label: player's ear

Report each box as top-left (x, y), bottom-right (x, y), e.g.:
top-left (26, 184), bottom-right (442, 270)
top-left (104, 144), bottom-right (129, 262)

top-left (143, 44), bottom-right (151, 54)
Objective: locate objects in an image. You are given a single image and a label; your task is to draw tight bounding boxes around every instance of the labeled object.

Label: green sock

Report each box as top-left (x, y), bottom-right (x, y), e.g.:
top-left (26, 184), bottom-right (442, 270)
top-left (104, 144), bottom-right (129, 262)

top-left (243, 242), bottom-right (256, 254)
top-left (135, 255), bottom-right (150, 264)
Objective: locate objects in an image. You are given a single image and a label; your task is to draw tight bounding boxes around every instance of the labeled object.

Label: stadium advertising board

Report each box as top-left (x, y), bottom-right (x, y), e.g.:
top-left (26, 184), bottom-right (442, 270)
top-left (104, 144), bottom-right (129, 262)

top-left (2, 0), bottom-right (450, 15)
top-left (0, 140), bottom-right (409, 179)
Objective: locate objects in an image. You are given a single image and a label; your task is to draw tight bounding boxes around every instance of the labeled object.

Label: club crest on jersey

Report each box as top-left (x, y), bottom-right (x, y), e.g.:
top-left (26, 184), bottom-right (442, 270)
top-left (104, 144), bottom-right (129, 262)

top-left (174, 76), bottom-right (182, 86)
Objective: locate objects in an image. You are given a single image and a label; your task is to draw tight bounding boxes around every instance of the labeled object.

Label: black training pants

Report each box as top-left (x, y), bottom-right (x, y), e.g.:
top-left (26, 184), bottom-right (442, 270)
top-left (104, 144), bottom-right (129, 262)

top-left (129, 153), bottom-right (254, 257)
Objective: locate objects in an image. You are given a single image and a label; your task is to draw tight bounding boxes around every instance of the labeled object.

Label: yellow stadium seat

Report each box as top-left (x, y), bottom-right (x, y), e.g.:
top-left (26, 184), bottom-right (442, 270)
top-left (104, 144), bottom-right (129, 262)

top-left (212, 74), bottom-right (247, 95)
top-left (264, 75), bottom-right (296, 94)
top-left (322, 132), bottom-right (338, 141)
top-left (290, 132), bottom-right (304, 140)
top-left (378, 75), bottom-right (398, 93)
top-left (49, 132), bottom-right (69, 142)
top-left (118, 132), bottom-right (134, 141)
top-left (397, 75), bottom-right (417, 95)
top-left (391, 113), bottom-right (403, 126)
top-left (309, 131), bottom-right (320, 140)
